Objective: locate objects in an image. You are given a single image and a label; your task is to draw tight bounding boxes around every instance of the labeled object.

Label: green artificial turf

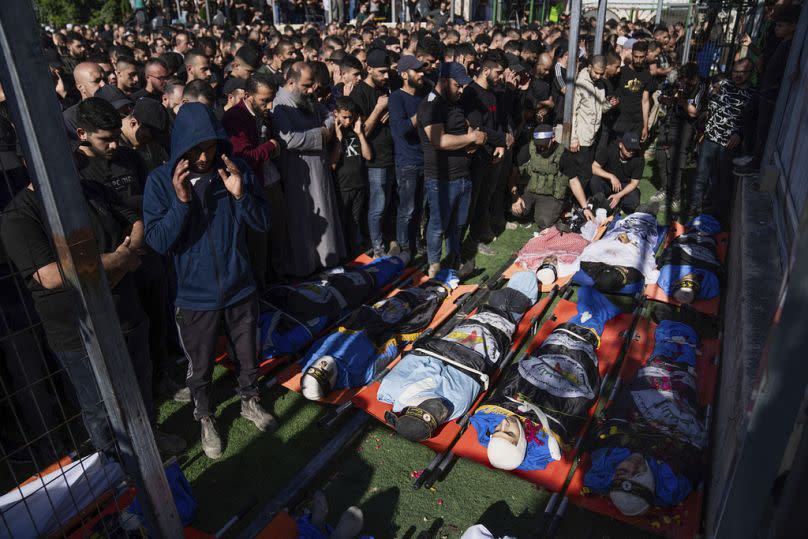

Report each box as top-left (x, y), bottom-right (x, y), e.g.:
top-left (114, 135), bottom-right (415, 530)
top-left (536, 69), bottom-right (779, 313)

top-left (158, 161), bottom-right (668, 538)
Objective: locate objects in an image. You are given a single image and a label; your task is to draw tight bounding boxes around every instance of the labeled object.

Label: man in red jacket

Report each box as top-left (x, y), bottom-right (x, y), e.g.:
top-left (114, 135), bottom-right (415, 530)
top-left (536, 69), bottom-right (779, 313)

top-left (222, 72), bottom-right (283, 286)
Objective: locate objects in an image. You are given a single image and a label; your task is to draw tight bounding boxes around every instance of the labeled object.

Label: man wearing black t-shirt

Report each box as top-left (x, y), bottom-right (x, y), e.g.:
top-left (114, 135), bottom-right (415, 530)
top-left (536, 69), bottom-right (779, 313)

top-left (1, 176), bottom-right (185, 455)
top-left (459, 50), bottom-right (508, 263)
top-left (417, 62), bottom-right (486, 278)
top-left (73, 98), bottom-right (186, 404)
top-left (590, 132), bottom-right (644, 215)
top-left (614, 41), bottom-right (651, 143)
top-left (350, 49), bottom-right (395, 258)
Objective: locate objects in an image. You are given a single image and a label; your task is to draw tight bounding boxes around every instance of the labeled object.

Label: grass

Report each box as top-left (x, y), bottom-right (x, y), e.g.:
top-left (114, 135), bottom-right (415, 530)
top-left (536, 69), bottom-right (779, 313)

top-left (158, 160), bottom-right (667, 538)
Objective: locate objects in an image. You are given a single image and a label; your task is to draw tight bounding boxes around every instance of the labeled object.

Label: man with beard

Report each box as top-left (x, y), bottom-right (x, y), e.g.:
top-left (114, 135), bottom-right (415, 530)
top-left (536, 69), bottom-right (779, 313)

top-left (459, 50), bottom-right (509, 268)
top-left (61, 31), bottom-right (87, 74)
top-left (350, 48), bottom-right (395, 258)
top-left (115, 55), bottom-right (140, 96)
top-left (2, 98), bottom-right (186, 456)
top-left (389, 56), bottom-right (428, 258)
top-left (417, 62), bottom-right (486, 278)
top-left (614, 41), bottom-right (651, 144)
top-left (63, 62), bottom-right (107, 137)
top-left (144, 103), bottom-right (273, 459)
top-left (185, 49), bottom-right (213, 83)
top-left (132, 58), bottom-right (170, 101)
top-left (511, 124), bottom-right (571, 229)
top-left (590, 132), bottom-right (645, 215)
top-left (222, 73), bottom-right (282, 286)
top-left (272, 62), bottom-right (346, 277)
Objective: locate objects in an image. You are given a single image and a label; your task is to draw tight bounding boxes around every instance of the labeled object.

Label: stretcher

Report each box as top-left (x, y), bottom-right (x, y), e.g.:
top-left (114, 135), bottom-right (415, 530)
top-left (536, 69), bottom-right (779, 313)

top-left (350, 277), bottom-right (560, 459)
top-left (644, 220), bottom-right (729, 316)
top-left (215, 254), bottom-right (420, 377)
top-left (444, 295), bottom-right (640, 493)
top-left (274, 271), bottom-right (480, 406)
top-left (502, 216), bottom-right (615, 292)
top-left (545, 301), bottom-right (720, 539)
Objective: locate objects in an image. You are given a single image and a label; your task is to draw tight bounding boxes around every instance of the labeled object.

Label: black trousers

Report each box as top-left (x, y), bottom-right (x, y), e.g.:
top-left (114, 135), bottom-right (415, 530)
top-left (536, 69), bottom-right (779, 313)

top-left (176, 295), bottom-right (259, 420)
top-left (520, 192), bottom-right (564, 229)
top-left (589, 176), bottom-right (640, 215)
top-left (461, 155), bottom-right (499, 260)
top-left (337, 186), bottom-right (368, 257)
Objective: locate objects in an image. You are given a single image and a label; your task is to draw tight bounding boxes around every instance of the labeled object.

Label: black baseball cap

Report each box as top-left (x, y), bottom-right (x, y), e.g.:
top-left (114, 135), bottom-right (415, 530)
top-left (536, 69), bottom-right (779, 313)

top-left (621, 131), bottom-right (641, 151)
top-left (438, 62), bottom-right (472, 85)
top-left (397, 55), bottom-right (425, 74)
top-left (366, 48), bottom-right (391, 69)
top-left (222, 77), bottom-right (247, 96)
top-left (133, 97), bottom-right (168, 132)
top-left (96, 85), bottom-right (134, 112)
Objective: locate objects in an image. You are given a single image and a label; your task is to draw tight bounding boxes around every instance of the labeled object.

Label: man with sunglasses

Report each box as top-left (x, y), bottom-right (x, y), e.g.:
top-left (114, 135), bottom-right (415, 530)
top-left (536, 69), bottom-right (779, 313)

top-left (132, 58), bottom-right (170, 101)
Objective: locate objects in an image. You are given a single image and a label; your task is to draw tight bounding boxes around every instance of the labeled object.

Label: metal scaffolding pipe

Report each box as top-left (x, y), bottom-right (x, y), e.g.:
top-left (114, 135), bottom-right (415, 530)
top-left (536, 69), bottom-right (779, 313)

top-left (655, 0), bottom-right (663, 26)
top-left (682, 0), bottom-right (695, 62)
top-left (562, 0), bottom-right (582, 147)
top-left (594, 0), bottom-right (608, 56)
top-left (0, 1), bottom-right (183, 537)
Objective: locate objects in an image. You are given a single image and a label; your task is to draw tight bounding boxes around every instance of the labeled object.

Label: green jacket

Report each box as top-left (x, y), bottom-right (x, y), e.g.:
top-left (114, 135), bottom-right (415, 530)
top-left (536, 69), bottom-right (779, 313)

top-left (519, 142), bottom-right (569, 200)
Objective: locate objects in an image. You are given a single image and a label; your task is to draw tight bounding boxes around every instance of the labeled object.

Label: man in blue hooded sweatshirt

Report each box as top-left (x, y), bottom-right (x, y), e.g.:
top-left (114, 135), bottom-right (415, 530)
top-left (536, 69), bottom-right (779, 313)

top-left (143, 103), bottom-right (272, 459)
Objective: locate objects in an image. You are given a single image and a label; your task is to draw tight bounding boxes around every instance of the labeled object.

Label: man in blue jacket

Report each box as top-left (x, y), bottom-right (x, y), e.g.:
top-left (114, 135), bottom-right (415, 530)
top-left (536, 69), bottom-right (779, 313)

top-left (143, 103), bottom-right (272, 459)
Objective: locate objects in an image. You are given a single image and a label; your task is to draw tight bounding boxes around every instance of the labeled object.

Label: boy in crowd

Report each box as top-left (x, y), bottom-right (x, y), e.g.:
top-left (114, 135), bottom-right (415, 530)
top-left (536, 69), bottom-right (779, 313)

top-left (331, 97), bottom-right (372, 256)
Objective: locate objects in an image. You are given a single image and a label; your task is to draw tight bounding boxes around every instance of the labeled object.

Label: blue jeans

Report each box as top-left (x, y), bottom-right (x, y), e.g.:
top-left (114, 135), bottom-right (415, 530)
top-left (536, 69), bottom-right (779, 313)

top-left (395, 165), bottom-right (424, 252)
top-left (368, 167), bottom-right (394, 251)
top-left (53, 320), bottom-right (154, 453)
top-left (425, 177), bottom-right (472, 266)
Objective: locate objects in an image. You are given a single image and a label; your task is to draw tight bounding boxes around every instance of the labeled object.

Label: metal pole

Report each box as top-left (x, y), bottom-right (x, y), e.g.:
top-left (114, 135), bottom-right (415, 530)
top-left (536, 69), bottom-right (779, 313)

top-left (561, 0), bottom-right (581, 148)
top-left (405, 0), bottom-right (411, 22)
top-left (593, 0), bottom-right (608, 56)
top-left (205, 0), bottom-right (211, 25)
top-left (528, 0), bottom-right (535, 23)
top-left (392, 0), bottom-right (397, 23)
top-left (0, 2), bottom-right (184, 538)
top-left (682, 0), bottom-right (695, 62)
top-left (175, 0), bottom-right (182, 23)
top-left (273, 0), bottom-right (281, 25)
top-left (450, 0), bottom-right (455, 23)
top-left (655, 0), bottom-right (663, 26)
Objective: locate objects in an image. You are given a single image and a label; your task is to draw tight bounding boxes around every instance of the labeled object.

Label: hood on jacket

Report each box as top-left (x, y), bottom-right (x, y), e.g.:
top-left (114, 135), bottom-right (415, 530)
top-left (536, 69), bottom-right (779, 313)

top-left (169, 102), bottom-right (233, 172)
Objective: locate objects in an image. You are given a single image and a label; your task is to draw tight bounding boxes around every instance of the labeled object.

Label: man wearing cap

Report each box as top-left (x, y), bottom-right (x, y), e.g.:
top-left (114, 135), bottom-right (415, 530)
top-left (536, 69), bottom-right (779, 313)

top-left (416, 62), bottom-right (486, 278)
top-left (389, 55), bottom-right (428, 258)
top-left (510, 124), bottom-right (570, 229)
top-left (590, 132), bottom-right (644, 215)
top-left (350, 48), bottom-right (395, 259)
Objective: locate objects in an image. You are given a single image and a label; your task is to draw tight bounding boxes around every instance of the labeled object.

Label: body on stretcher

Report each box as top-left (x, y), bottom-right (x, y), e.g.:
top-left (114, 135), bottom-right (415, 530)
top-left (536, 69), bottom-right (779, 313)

top-left (449, 290), bottom-right (637, 492)
top-left (214, 254), bottom-right (412, 376)
top-left (565, 302), bottom-right (720, 539)
top-left (645, 214), bottom-right (728, 316)
top-left (276, 270), bottom-right (478, 405)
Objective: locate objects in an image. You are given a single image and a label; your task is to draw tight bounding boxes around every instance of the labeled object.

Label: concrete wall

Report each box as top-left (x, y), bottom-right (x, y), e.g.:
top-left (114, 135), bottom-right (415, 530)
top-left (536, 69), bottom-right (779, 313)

top-left (703, 178), bottom-right (783, 537)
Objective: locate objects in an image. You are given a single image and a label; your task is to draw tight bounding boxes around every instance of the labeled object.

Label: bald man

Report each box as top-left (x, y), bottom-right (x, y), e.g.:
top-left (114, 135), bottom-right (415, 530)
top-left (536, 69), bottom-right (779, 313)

top-left (63, 62), bottom-right (107, 138)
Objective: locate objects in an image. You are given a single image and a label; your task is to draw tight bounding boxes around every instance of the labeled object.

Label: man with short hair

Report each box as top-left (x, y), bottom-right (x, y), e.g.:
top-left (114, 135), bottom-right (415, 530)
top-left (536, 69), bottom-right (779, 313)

top-left (2, 97), bottom-right (185, 455)
top-left (173, 30), bottom-right (192, 57)
top-left (350, 48), bottom-right (394, 258)
top-left (61, 31), bottom-right (87, 73)
top-left (183, 80), bottom-right (216, 107)
top-left (459, 50), bottom-right (509, 265)
top-left (272, 62), bottom-right (346, 276)
top-left (229, 45), bottom-right (262, 81)
top-left (691, 58), bottom-right (754, 217)
top-left (259, 39), bottom-right (296, 88)
top-left (223, 73), bottom-right (282, 285)
top-left (590, 132), bottom-right (645, 215)
top-left (389, 56), bottom-right (428, 258)
top-left (185, 49), bottom-right (212, 83)
top-left (417, 62), bottom-right (486, 278)
top-left (63, 62), bottom-right (107, 137)
top-left (614, 40), bottom-right (651, 143)
top-left (162, 81), bottom-right (185, 118)
top-left (143, 103), bottom-right (273, 459)
top-left (132, 58), bottom-right (170, 101)
top-left (568, 55), bottom-right (617, 221)
top-left (115, 55), bottom-right (140, 95)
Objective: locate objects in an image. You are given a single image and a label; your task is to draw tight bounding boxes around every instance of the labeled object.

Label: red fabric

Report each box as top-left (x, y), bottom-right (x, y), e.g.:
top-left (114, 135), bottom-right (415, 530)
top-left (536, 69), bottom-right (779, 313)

top-left (220, 99), bottom-right (277, 184)
top-left (514, 228), bottom-right (590, 271)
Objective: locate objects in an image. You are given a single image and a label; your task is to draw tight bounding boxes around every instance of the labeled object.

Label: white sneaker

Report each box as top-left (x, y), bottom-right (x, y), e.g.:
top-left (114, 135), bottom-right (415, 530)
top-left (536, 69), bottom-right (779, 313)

top-left (732, 155), bottom-right (754, 167)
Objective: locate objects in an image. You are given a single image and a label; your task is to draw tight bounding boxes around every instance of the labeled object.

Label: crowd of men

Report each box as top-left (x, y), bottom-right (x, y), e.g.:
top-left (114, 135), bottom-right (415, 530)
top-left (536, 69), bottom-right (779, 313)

top-left (0, 0), bottom-right (800, 460)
